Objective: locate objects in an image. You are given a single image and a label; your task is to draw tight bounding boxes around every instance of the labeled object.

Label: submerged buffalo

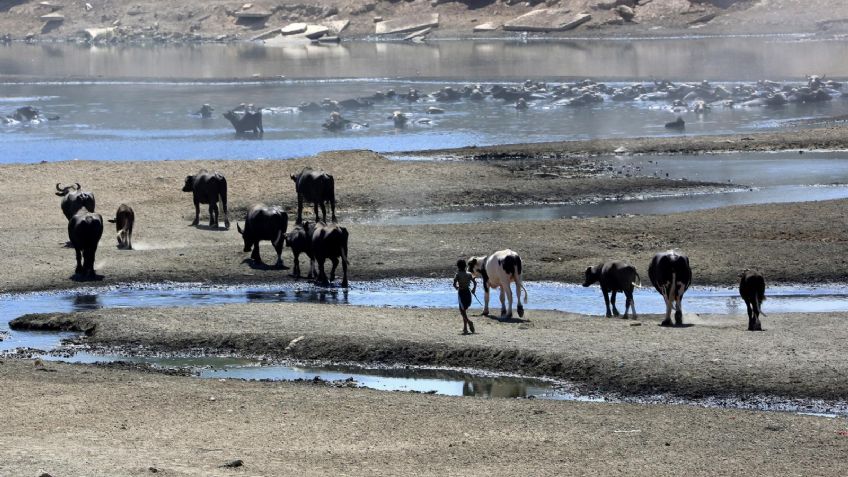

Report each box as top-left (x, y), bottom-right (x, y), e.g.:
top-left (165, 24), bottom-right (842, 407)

top-left (107, 204), bottom-right (135, 250)
top-left (223, 109), bottom-right (263, 136)
top-left (291, 167), bottom-right (337, 224)
top-left (68, 210), bottom-right (103, 279)
top-left (286, 222), bottom-right (314, 279)
top-left (56, 183), bottom-right (95, 220)
top-left (583, 261), bottom-right (641, 319)
top-left (739, 269), bottom-right (766, 331)
top-left (237, 204), bottom-right (288, 268)
top-left (648, 251), bottom-right (692, 327)
top-left (182, 170), bottom-right (230, 229)
top-left (306, 221), bottom-right (349, 287)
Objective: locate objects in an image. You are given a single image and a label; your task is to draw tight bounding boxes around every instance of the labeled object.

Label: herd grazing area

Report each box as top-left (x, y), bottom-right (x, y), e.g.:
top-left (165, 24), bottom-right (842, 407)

top-left (3, 0), bottom-right (848, 475)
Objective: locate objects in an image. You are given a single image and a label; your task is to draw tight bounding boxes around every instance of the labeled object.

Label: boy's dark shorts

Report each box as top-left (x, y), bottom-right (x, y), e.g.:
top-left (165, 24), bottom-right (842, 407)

top-left (458, 289), bottom-right (472, 311)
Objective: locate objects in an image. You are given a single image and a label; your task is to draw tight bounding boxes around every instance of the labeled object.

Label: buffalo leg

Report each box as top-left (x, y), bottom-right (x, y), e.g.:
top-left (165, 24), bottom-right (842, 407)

top-left (273, 239), bottom-right (285, 269)
top-left (674, 285), bottom-right (684, 326)
top-left (624, 290), bottom-right (636, 319)
top-left (307, 255), bottom-right (315, 279)
top-left (340, 253), bottom-right (348, 288)
top-left (192, 199), bottom-right (200, 226)
top-left (126, 223), bottom-right (133, 250)
top-left (503, 285), bottom-right (513, 320)
top-left (313, 202), bottom-right (321, 224)
top-left (251, 241), bottom-right (262, 264)
top-left (602, 288), bottom-right (612, 317)
top-left (611, 291), bottom-right (620, 316)
top-left (330, 199), bottom-right (337, 223)
top-left (660, 284), bottom-right (673, 327)
top-left (752, 299), bottom-right (763, 331)
top-left (291, 252), bottom-right (301, 277)
top-left (329, 257), bottom-right (338, 282)
top-left (220, 194), bottom-right (230, 230)
top-left (514, 279), bottom-right (524, 318)
top-left (319, 202), bottom-right (327, 224)
top-left (74, 247), bottom-right (83, 275)
top-left (209, 203), bottom-right (218, 228)
top-left (316, 255), bottom-right (329, 285)
top-left (481, 284), bottom-right (490, 316)
top-left (296, 195), bottom-right (304, 224)
top-left (499, 287), bottom-right (507, 319)
top-left (83, 247), bottom-right (96, 277)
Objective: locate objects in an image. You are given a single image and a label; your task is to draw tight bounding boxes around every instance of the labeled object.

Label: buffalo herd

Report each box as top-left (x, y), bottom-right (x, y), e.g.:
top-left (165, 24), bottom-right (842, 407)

top-left (55, 167), bottom-right (767, 331)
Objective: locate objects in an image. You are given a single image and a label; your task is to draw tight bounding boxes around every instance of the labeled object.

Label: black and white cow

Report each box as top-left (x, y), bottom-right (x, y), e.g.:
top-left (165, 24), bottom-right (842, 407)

top-left (583, 260), bottom-right (641, 319)
top-left (739, 269), bottom-right (766, 331)
top-left (648, 250), bottom-right (692, 327)
top-left (467, 249), bottom-right (528, 320)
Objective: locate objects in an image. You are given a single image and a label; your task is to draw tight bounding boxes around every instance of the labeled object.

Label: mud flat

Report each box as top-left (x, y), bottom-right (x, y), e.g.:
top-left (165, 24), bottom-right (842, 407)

top-left (12, 303), bottom-right (848, 400)
top-left (0, 359), bottom-right (845, 476)
top-left (1, 147), bottom-right (847, 293)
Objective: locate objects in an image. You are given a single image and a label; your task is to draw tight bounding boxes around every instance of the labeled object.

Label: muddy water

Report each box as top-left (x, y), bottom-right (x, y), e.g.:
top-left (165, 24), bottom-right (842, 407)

top-left (4, 279), bottom-right (848, 352)
top-left (370, 151), bottom-right (848, 224)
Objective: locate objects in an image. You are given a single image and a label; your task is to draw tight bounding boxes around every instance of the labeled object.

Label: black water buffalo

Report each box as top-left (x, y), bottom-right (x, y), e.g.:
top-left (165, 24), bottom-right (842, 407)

top-left (56, 183), bottom-right (95, 220)
top-left (68, 210), bottom-right (103, 278)
top-left (237, 204), bottom-right (288, 268)
top-left (182, 170), bottom-right (230, 229)
top-left (583, 261), bottom-right (641, 319)
top-left (648, 251), bottom-right (692, 326)
top-left (291, 167), bottom-right (336, 224)
top-left (305, 221), bottom-right (349, 287)
top-left (223, 109), bottom-right (263, 136)
top-left (107, 204), bottom-right (134, 250)
top-left (285, 222), bottom-right (314, 278)
top-left (739, 269), bottom-right (766, 331)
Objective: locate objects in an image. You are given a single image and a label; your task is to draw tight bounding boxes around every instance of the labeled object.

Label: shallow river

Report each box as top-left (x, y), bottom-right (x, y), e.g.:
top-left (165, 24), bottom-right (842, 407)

top-left (1, 39), bottom-right (848, 162)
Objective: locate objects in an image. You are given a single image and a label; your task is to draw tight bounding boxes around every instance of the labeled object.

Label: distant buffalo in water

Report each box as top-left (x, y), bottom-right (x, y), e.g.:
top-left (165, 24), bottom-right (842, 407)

top-left (237, 204), bottom-right (288, 268)
top-left (68, 210), bottom-right (103, 279)
top-left (291, 167), bottom-right (337, 224)
top-left (583, 260), bottom-right (641, 319)
top-left (739, 269), bottom-right (766, 331)
top-left (108, 204), bottom-right (134, 250)
top-left (182, 170), bottom-right (230, 229)
top-left (56, 183), bottom-right (95, 220)
top-left (223, 109), bottom-right (263, 136)
top-left (648, 251), bottom-right (692, 327)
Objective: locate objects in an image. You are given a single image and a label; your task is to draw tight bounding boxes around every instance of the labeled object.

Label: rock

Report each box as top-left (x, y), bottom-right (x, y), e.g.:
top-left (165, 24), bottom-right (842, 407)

top-left (688, 13), bottom-right (717, 25)
top-left (324, 19), bottom-right (350, 35)
top-left (250, 27), bottom-right (283, 40)
top-left (427, 106), bottom-right (444, 114)
top-left (373, 16), bottom-right (383, 23)
top-left (302, 24), bottom-right (329, 39)
top-left (281, 22), bottom-right (307, 35)
top-left (375, 13), bottom-right (439, 35)
top-left (220, 460), bottom-right (243, 468)
top-left (614, 5), bottom-right (635, 21)
top-left (473, 22), bottom-right (497, 32)
top-left (38, 2), bottom-right (63, 11)
top-left (403, 27), bottom-right (431, 41)
top-left (235, 11), bottom-right (272, 19)
top-left (40, 12), bottom-right (65, 23)
top-left (503, 9), bottom-right (592, 32)
top-left (317, 36), bottom-right (340, 43)
top-left (242, 3), bottom-right (253, 9)
top-left (84, 27), bottom-right (115, 40)
top-left (84, 2), bottom-right (92, 11)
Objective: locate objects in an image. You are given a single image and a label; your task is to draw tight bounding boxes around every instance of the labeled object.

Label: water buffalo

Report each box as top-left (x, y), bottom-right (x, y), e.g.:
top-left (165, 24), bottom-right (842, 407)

top-left (107, 204), bottom-right (134, 250)
top-left (285, 222), bottom-right (314, 278)
top-left (196, 104), bottom-right (214, 118)
top-left (68, 210), bottom-right (103, 278)
top-left (665, 117), bottom-right (685, 130)
top-left (648, 251), bottom-right (692, 327)
top-left (583, 261), bottom-right (641, 319)
top-left (391, 111), bottom-right (408, 128)
top-left (291, 167), bottom-right (336, 224)
top-left (223, 109), bottom-right (263, 136)
top-left (305, 221), bottom-right (349, 287)
top-left (467, 249), bottom-right (528, 320)
top-left (739, 269), bottom-right (766, 331)
top-left (56, 183), bottom-right (95, 220)
top-left (237, 204), bottom-right (288, 268)
top-left (182, 170), bottom-right (230, 229)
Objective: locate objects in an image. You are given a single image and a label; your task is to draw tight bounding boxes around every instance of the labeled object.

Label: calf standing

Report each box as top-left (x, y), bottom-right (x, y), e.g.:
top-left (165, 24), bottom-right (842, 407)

top-left (286, 222), bottom-right (314, 279)
top-left (583, 261), bottom-right (641, 319)
top-left (108, 204), bottom-right (134, 250)
top-left (648, 251), bottom-right (692, 327)
top-left (739, 269), bottom-right (766, 331)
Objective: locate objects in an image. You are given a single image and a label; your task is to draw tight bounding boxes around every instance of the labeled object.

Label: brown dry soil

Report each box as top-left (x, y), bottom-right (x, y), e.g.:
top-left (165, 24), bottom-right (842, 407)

top-left (2, 359), bottom-right (847, 476)
top-left (4, 0), bottom-right (848, 43)
top-left (2, 143), bottom-right (847, 293)
top-left (11, 304), bottom-right (848, 400)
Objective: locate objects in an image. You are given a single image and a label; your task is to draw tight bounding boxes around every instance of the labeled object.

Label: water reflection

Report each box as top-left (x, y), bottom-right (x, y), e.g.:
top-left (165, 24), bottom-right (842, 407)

top-left (71, 294), bottom-right (101, 311)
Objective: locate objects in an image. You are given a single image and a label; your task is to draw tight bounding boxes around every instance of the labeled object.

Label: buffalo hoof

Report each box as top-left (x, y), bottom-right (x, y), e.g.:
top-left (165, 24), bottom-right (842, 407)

top-left (462, 329), bottom-right (470, 335)
top-left (480, 311), bottom-right (490, 317)
top-left (517, 306), bottom-right (524, 318)
top-left (660, 318), bottom-right (673, 327)
top-left (605, 313), bottom-right (613, 318)
top-left (277, 264), bottom-right (290, 270)
top-left (224, 221), bottom-right (231, 229)
top-left (341, 280), bottom-right (349, 288)
top-left (674, 309), bottom-right (683, 325)
top-left (190, 220), bottom-right (199, 226)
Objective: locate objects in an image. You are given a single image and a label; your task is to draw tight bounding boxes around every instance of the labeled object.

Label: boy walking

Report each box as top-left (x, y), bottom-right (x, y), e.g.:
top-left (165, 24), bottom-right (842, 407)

top-left (453, 259), bottom-right (477, 335)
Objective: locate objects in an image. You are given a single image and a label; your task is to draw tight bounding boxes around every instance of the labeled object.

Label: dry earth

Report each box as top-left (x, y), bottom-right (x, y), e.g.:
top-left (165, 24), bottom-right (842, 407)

top-left (12, 303), bottom-right (848, 399)
top-left (3, 0), bottom-right (848, 43)
top-left (1, 147), bottom-right (847, 293)
top-left (1, 359), bottom-right (847, 476)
